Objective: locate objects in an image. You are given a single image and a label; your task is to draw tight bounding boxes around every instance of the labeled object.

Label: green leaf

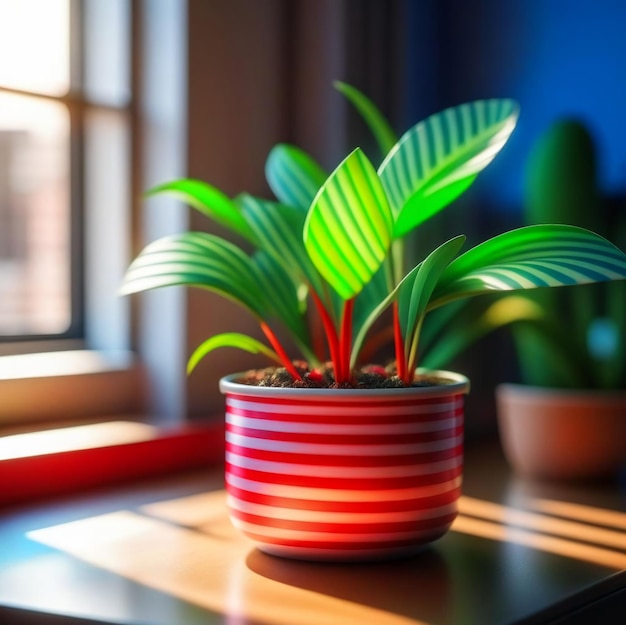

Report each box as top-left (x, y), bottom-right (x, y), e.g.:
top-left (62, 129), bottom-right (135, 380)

top-left (187, 333), bottom-right (281, 374)
top-left (120, 232), bottom-right (266, 317)
top-left (147, 179), bottom-right (256, 242)
top-left (304, 148), bottom-right (394, 300)
top-left (379, 99), bottom-right (519, 238)
top-left (431, 225), bottom-right (626, 308)
top-left (265, 145), bottom-right (327, 211)
top-left (334, 81), bottom-right (398, 157)
top-left (251, 251), bottom-right (316, 362)
top-left (399, 236), bottom-right (466, 350)
top-left (240, 195), bottom-right (327, 297)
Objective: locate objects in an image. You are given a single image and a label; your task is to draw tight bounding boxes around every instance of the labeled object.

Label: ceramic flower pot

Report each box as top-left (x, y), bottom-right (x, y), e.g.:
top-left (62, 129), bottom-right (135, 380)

top-left (219, 370), bottom-right (470, 561)
top-left (496, 384), bottom-right (626, 480)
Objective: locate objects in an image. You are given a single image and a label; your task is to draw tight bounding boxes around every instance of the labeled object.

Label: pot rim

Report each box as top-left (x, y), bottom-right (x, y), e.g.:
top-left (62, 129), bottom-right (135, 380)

top-left (220, 368), bottom-right (470, 399)
top-left (496, 383), bottom-right (626, 401)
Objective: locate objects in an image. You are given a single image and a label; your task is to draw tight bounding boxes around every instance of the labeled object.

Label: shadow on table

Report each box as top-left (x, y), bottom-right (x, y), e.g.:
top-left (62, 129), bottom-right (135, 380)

top-left (246, 544), bottom-right (453, 624)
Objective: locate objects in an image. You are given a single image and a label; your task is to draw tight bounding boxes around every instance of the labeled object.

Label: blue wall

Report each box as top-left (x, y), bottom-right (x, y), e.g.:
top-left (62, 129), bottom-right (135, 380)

top-left (407, 0), bottom-right (626, 212)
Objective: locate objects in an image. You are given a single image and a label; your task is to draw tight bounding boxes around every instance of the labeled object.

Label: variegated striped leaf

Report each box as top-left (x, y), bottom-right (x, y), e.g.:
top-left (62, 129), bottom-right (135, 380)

top-left (147, 179), bottom-right (256, 243)
top-left (265, 144), bottom-right (327, 211)
top-left (120, 232), bottom-right (266, 317)
top-left (304, 148), bottom-right (394, 300)
top-left (240, 194), bottom-right (327, 297)
top-left (379, 99), bottom-right (519, 238)
top-left (430, 225), bottom-right (626, 308)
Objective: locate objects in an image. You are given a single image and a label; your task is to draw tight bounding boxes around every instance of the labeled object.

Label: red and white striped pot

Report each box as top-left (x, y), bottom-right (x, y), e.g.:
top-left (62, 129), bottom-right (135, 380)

top-left (220, 370), bottom-right (470, 561)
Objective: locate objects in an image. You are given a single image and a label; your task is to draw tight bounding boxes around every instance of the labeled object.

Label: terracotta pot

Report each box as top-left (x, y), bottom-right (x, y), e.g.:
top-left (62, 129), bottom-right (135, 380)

top-left (496, 384), bottom-right (626, 480)
top-left (219, 370), bottom-right (470, 561)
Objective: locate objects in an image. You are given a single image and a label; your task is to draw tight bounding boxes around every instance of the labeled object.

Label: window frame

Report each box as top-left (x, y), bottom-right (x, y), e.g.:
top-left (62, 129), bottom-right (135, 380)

top-left (0, 0), bottom-right (137, 348)
top-left (0, 0), bottom-right (193, 429)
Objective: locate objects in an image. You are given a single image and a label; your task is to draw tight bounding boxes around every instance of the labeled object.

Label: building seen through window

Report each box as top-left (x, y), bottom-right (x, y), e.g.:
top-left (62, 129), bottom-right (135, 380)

top-left (0, 0), bottom-right (130, 342)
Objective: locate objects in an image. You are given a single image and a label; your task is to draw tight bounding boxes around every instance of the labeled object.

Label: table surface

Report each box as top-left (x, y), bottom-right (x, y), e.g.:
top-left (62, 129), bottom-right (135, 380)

top-left (1, 439), bottom-right (625, 625)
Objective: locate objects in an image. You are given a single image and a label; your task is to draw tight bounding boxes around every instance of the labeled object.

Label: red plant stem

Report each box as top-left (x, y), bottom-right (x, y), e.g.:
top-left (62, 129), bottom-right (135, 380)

top-left (260, 322), bottom-right (302, 381)
top-left (339, 298), bottom-right (355, 384)
top-left (309, 290), bottom-right (341, 376)
top-left (393, 302), bottom-right (407, 382)
top-left (404, 319), bottom-right (423, 386)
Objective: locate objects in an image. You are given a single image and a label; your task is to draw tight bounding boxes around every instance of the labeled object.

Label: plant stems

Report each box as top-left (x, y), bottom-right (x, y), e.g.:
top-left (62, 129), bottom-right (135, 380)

top-left (260, 322), bottom-right (302, 380)
top-left (405, 317), bottom-right (424, 385)
top-left (339, 298), bottom-right (355, 384)
top-left (309, 289), bottom-right (341, 377)
top-left (393, 302), bottom-right (407, 382)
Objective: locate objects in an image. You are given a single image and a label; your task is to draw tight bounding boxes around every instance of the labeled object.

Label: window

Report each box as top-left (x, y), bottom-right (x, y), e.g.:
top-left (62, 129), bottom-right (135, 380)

top-left (0, 0), bottom-right (131, 346)
top-left (0, 0), bottom-right (190, 428)
top-left (0, 0), bottom-right (143, 427)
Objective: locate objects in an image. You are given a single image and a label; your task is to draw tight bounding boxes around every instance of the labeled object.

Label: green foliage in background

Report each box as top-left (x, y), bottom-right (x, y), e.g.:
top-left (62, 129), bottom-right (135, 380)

top-left (509, 120), bottom-right (625, 388)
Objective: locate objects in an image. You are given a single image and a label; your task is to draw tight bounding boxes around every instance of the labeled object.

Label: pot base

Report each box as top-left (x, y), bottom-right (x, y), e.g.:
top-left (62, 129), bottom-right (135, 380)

top-left (257, 540), bottom-right (438, 563)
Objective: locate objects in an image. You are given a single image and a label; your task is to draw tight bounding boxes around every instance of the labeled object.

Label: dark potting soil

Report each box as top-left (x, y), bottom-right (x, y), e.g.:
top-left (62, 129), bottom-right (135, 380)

top-left (234, 362), bottom-right (455, 389)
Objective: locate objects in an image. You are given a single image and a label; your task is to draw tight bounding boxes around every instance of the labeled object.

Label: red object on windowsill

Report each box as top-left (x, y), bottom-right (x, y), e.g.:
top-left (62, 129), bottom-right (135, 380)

top-left (0, 420), bottom-right (225, 507)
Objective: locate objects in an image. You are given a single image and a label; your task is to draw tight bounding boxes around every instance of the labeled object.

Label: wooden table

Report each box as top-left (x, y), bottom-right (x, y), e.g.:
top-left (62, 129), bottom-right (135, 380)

top-left (1, 440), bottom-right (624, 624)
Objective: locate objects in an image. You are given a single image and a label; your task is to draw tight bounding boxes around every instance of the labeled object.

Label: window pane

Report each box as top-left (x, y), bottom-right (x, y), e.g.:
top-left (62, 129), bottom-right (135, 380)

top-left (0, 93), bottom-right (71, 336)
top-left (0, 0), bottom-right (70, 96)
top-left (84, 0), bottom-right (131, 105)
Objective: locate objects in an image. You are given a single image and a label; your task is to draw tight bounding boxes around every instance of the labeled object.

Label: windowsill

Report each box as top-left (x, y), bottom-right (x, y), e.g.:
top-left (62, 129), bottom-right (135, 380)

top-left (0, 349), bottom-right (146, 426)
top-left (0, 348), bottom-right (227, 506)
top-left (0, 348), bottom-right (136, 380)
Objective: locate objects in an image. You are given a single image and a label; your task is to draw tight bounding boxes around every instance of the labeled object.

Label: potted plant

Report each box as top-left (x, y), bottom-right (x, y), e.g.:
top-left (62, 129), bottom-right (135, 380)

top-left (122, 85), bottom-right (626, 560)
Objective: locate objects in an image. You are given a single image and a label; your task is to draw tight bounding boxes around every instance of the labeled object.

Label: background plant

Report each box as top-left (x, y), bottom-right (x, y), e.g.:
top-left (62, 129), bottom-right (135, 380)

top-left (122, 84), bottom-right (626, 386)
